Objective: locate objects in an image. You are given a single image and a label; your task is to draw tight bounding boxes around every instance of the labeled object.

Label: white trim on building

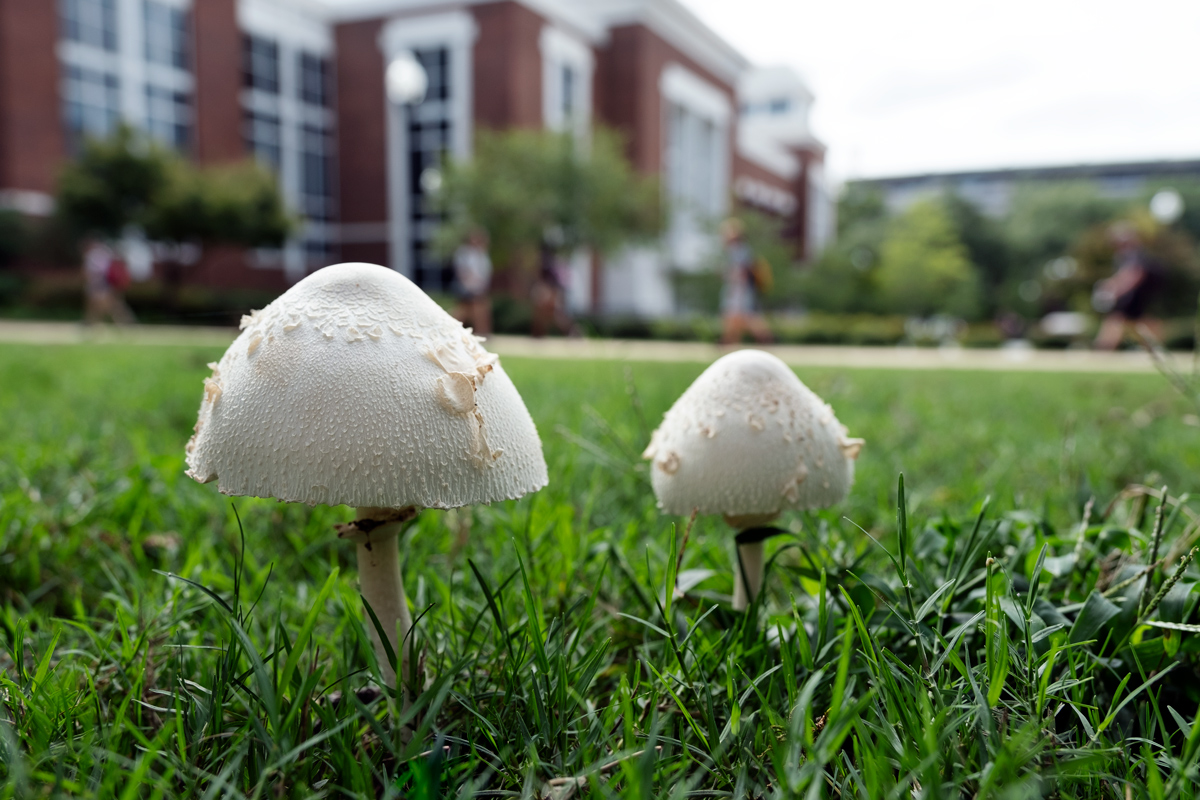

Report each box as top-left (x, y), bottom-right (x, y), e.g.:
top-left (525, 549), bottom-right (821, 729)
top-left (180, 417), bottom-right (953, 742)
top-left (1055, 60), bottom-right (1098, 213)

top-left (581, 0), bottom-right (748, 85)
top-left (734, 176), bottom-right (796, 216)
top-left (240, 0), bottom-right (334, 53)
top-left (540, 24), bottom-right (593, 138)
top-left (661, 62), bottom-right (729, 273)
top-left (0, 190), bottom-right (56, 216)
top-left (241, 0), bottom-right (336, 280)
top-left (328, 0), bottom-right (604, 44)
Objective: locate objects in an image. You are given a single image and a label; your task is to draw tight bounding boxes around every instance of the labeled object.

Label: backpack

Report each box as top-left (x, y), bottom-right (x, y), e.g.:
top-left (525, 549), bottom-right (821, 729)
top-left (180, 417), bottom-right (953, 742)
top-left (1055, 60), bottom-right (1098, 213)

top-left (750, 256), bottom-right (774, 294)
top-left (106, 258), bottom-right (131, 291)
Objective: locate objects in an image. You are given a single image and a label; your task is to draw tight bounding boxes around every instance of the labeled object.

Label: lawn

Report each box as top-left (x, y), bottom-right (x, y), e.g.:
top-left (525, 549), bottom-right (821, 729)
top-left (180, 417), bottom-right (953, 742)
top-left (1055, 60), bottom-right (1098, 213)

top-left (2, 342), bottom-right (1200, 798)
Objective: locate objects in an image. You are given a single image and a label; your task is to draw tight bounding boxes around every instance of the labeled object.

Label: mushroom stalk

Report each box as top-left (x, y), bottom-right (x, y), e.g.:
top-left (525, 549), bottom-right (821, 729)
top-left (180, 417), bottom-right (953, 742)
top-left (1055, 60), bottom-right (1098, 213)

top-left (732, 539), bottom-right (765, 611)
top-left (351, 508), bottom-right (415, 690)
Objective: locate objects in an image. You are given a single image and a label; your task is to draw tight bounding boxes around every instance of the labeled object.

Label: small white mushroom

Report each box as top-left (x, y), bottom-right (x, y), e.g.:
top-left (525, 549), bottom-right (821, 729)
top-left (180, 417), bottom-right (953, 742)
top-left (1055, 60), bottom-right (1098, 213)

top-left (643, 349), bottom-right (862, 611)
top-left (186, 262), bottom-right (548, 692)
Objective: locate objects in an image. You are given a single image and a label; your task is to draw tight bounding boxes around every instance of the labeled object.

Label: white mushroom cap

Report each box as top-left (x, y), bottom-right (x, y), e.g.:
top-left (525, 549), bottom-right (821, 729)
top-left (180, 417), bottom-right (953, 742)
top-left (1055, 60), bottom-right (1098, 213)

top-left (642, 350), bottom-right (862, 518)
top-left (185, 262), bottom-right (548, 509)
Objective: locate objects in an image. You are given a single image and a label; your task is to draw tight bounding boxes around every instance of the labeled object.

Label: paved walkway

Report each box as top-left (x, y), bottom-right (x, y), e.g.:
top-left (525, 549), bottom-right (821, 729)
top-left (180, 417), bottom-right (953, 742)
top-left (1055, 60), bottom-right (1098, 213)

top-left (0, 319), bottom-right (1173, 373)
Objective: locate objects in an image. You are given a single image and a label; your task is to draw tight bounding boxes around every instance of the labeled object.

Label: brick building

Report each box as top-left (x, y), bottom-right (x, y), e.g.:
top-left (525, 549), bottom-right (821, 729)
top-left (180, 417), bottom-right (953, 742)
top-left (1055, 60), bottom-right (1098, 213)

top-left (0, 0), bottom-right (833, 316)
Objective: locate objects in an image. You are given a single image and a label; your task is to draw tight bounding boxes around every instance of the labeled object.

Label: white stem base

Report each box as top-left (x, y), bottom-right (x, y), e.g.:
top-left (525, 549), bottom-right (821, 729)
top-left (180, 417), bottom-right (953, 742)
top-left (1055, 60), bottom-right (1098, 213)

top-left (732, 540), bottom-right (765, 611)
top-left (355, 523), bottom-right (412, 690)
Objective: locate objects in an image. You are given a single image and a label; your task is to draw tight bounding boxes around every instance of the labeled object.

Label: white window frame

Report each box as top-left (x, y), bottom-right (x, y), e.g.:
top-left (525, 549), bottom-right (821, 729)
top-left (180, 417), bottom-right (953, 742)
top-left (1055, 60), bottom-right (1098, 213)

top-left (58, 0), bottom-right (194, 149)
top-left (239, 0), bottom-right (334, 279)
top-left (378, 11), bottom-right (477, 279)
top-left (540, 25), bottom-right (592, 139)
top-left (660, 63), bottom-right (731, 272)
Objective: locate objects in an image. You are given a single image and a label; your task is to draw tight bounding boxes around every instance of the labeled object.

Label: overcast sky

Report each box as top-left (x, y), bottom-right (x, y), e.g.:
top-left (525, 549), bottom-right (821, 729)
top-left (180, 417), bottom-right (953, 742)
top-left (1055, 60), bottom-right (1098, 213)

top-left (683, 0), bottom-right (1200, 181)
top-left (324, 0), bottom-right (1200, 182)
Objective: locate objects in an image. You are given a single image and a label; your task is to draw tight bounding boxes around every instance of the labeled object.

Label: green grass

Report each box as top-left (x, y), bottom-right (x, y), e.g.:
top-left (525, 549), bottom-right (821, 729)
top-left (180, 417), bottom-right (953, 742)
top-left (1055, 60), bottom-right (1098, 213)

top-left (2, 343), bottom-right (1200, 798)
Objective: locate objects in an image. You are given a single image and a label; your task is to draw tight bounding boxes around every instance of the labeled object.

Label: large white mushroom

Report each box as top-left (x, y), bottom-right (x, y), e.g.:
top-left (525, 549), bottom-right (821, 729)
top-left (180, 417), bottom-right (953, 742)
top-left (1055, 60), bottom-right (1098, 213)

top-left (185, 262), bottom-right (547, 689)
top-left (643, 349), bottom-right (863, 610)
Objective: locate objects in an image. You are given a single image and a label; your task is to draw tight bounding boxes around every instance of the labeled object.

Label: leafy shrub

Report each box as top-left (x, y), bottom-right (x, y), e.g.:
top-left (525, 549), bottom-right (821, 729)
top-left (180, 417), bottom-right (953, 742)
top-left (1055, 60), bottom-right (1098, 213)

top-left (56, 124), bottom-right (294, 248)
top-left (0, 209), bottom-right (26, 267)
top-left (875, 199), bottom-right (982, 319)
top-left (435, 127), bottom-right (662, 271)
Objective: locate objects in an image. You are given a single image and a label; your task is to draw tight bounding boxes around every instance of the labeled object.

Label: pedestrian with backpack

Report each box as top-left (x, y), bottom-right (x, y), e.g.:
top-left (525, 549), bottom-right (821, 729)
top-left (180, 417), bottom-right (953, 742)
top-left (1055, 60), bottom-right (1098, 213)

top-left (82, 238), bottom-right (136, 326)
top-left (719, 217), bottom-right (772, 345)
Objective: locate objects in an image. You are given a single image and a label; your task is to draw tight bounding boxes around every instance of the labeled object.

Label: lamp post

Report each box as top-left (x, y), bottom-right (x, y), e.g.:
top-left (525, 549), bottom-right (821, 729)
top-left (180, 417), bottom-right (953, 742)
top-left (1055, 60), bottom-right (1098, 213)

top-left (384, 51), bottom-right (428, 278)
top-left (1150, 188), bottom-right (1184, 226)
top-left (386, 51), bottom-right (428, 106)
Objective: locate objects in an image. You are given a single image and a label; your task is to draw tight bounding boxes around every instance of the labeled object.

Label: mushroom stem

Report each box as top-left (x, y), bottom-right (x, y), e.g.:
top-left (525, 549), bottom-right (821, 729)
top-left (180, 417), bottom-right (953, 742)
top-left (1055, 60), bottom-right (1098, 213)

top-left (732, 540), bottom-right (765, 611)
top-left (352, 513), bottom-right (414, 690)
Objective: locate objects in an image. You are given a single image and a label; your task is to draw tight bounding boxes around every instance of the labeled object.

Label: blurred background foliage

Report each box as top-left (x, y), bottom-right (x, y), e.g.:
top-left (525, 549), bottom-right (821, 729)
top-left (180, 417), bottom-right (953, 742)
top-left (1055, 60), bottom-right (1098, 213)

top-left (55, 125), bottom-right (293, 249)
top-left (5, 125), bottom-right (1199, 344)
top-left (0, 127), bottom-right (295, 324)
top-left (433, 126), bottom-right (663, 272)
top-left (797, 178), bottom-right (1200, 323)
top-left (0, 210), bottom-right (25, 272)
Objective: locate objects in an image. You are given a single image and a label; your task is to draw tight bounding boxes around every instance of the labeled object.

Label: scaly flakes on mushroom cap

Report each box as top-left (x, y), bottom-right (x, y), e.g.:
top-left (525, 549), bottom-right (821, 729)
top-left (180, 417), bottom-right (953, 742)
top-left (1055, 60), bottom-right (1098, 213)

top-left (643, 349), bottom-right (863, 517)
top-left (185, 262), bottom-right (548, 509)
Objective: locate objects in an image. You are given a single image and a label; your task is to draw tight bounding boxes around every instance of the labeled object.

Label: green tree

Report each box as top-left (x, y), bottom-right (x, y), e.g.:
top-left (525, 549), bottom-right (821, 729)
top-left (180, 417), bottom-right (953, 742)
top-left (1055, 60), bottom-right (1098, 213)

top-left (794, 184), bottom-right (890, 314)
top-left (56, 125), bottom-right (292, 248)
top-left (0, 209), bottom-right (25, 267)
top-left (837, 183), bottom-right (887, 236)
top-left (1003, 182), bottom-right (1121, 283)
top-left (942, 193), bottom-right (1010, 315)
top-left (56, 126), bottom-right (171, 239)
top-left (875, 199), bottom-right (981, 318)
top-left (434, 127), bottom-right (662, 269)
top-left (1142, 178), bottom-right (1200, 251)
top-left (143, 159), bottom-right (292, 247)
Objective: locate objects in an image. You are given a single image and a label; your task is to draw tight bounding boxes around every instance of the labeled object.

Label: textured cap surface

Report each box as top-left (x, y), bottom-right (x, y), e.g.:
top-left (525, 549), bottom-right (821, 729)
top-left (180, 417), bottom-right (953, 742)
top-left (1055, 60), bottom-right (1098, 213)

top-left (643, 350), bottom-right (862, 516)
top-left (186, 263), bottom-right (548, 509)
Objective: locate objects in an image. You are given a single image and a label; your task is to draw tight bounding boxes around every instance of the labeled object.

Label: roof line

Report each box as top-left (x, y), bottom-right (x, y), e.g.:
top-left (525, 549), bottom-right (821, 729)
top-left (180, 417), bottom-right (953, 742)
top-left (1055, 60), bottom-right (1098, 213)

top-left (853, 157), bottom-right (1200, 185)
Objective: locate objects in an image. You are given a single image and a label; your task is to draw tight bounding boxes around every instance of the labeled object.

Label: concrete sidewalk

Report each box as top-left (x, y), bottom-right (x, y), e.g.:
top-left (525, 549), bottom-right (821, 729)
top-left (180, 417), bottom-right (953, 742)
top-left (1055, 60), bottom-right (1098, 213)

top-left (0, 319), bottom-right (1172, 373)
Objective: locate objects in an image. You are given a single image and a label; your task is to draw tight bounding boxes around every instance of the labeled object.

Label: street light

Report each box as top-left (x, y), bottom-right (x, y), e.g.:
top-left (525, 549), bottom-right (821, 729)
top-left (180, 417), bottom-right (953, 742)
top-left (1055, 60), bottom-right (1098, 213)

top-left (1150, 188), bottom-right (1184, 225)
top-left (386, 51), bottom-right (428, 106)
top-left (384, 51), bottom-right (429, 279)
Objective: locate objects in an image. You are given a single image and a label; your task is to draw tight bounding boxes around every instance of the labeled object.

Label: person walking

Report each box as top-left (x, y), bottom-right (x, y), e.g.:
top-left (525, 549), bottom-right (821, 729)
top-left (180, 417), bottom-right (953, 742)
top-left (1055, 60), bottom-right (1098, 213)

top-left (1093, 224), bottom-right (1163, 350)
top-left (719, 218), bottom-right (772, 345)
top-left (451, 228), bottom-right (493, 335)
top-left (82, 238), bottom-right (135, 326)
top-left (531, 241), bottom-right (581, 338)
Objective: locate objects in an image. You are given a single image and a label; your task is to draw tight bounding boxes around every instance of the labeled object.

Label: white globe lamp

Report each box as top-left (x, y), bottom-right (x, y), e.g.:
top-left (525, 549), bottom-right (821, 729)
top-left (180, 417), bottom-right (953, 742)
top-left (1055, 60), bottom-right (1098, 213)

top-left (1150, 189), bottom-right (1184, 225)
top-left (386, 51), bottom-right (428, 106)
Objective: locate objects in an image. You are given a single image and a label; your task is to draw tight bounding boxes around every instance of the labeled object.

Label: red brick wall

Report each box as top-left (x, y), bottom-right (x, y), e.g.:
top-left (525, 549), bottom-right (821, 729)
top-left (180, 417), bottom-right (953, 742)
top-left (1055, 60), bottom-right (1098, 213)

top-left (0, 0), bottom-right (65, 193)
top-left (594, 24), bottom-right (737, 179)
top-left (333, 18), bottom-right (389, 266)
top-left (472, 1), bottom-right (545, 130)
top-left (182, 247), bottom-right (288, 292)
top-left (192, 0), bottom-right (245, 164)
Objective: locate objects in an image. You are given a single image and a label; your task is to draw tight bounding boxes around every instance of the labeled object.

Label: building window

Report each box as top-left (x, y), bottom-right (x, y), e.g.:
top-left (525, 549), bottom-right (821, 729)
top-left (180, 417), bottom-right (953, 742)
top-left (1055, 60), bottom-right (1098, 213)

top-left (407, 47), bottom-right (451, 290)
top-left (300, 125), bottom-right (333, 222)
top-left (144, 1), bottom-right (189, 70)
top-left (298, 52), bottom-right (329, 107)
top-left (64, 64), bottom-right (121, 150)
top-left (245, 110), bottom-right (282, 170)
top-left (243, 34), bottom-right (280, 94)
top-left (561, 64), bottom-right (576, 120)
top-left (666, 103), bottom-right (720, 218)
top-left (145, 84), bottom-right (190, 150)
top-left (61, 0), bottom-right (118, 52)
